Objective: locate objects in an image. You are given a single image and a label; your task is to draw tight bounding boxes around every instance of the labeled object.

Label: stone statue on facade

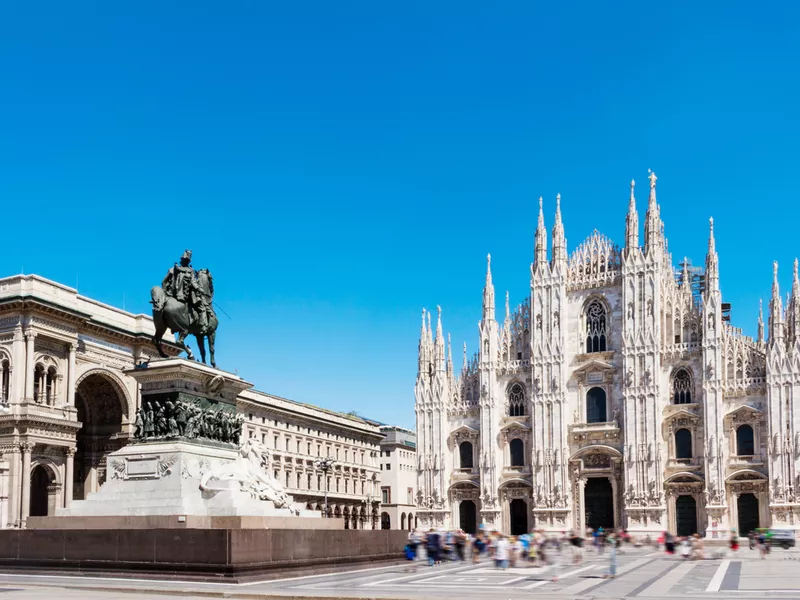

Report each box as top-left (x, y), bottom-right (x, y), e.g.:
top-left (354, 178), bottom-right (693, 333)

top-left (151, 250), bottom-right (219, 367)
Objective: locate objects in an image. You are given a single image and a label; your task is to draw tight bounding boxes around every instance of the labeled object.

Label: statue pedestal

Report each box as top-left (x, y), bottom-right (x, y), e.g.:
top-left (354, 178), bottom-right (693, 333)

top-left (36, 359), bottom-right (320, 527)
top-left (48, 441), bottom-right (317, 521)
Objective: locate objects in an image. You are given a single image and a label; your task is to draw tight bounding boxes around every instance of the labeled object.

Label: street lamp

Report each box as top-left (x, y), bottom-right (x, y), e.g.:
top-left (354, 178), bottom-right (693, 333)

top-left (313, 458), bottom-right (336, 517)
top-left (363, 493), bottom-right (376, 530)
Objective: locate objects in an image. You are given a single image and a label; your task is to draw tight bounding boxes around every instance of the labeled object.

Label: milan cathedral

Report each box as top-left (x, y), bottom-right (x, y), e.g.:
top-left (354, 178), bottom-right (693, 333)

top-left (415, 173), bottom-right (800, 539)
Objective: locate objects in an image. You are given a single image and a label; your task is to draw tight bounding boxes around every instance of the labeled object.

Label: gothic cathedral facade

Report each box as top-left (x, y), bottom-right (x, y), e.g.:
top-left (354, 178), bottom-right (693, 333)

top-left (415, 173), bottom-right (800, 540)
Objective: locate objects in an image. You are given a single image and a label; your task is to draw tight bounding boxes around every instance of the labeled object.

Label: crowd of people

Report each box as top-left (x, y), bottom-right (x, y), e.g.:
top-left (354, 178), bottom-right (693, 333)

top-left (404, 526), bottom-right (767, 578)
top-left (404, 527), bottom-right (626, 579)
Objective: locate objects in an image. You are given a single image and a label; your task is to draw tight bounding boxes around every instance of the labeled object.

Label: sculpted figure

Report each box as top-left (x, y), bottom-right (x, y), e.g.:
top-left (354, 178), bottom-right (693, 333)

top-left (175, 401), bottom-right (188, 436)
top-left (199, 438), bottom-right (297, 513)
top-left (165, 400), bottom-right (179, 437)
top-left (144, 403), bottom-right (155, 438)
top-left (134, 408), bottom-right (145, 439)
top-left (154, 401), bottom-right (166, 437)
top-left (151, 250), bottom-right (219, 367)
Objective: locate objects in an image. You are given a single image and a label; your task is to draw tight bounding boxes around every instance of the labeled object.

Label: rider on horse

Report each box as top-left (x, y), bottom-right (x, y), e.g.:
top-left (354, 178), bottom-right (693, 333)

top-left (152, 250), bottom-right (218, 367)
top-left (161, 250), bottom-right (213, 334)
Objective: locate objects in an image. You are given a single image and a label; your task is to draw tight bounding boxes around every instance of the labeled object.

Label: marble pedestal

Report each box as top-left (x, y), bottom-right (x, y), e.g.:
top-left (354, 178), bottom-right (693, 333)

top-left (52, 441), bottom-right (316, 519)
top-left (37, 359), bottom-right (319, 528)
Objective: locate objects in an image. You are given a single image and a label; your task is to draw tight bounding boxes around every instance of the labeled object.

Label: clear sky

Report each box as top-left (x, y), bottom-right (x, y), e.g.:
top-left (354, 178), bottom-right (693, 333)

top-left (1, 2), bottom-right (798, 429)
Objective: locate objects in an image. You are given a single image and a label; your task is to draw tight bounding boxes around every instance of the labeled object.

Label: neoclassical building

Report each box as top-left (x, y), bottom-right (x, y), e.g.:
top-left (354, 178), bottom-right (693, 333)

top-left (377, 425), bottom-right (417, 531)
top-left (0, 274), bottom-right (383, 528)
top-left (415, 173), bottom-right (800, 540)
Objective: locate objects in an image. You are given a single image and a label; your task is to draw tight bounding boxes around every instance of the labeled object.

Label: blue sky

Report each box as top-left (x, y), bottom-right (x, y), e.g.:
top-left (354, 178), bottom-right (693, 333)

top-left (1, 2), bottom-right (798, 429)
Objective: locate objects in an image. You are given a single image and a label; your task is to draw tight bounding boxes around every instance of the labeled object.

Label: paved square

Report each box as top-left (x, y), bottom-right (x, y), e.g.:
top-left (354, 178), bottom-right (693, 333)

top-left (5, 546), bottom-right (800, 598)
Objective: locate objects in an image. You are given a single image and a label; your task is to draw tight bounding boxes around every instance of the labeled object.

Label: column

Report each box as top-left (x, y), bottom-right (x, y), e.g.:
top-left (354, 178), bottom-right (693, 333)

top-left (667, 491), bottom-right (677, 533)
top-left (11, 325), bottom-right (24, 404)
top-left (610, 474), bottom-right (619, 529)
top-left (66, 342), bottom-right (77, 408)
top-left (24, 332), bottom-right (36, 401)
top-left (7, 445), bottom-right (21, 527)
top-left (64, 447), bottom-right (75, 508)
top-left (19, 443), bottom-right (33, 524)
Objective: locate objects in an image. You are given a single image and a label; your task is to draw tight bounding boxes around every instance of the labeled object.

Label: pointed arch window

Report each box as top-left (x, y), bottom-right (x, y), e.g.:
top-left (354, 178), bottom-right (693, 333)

top-left (673, 369), bottom-right (692, 404)
top-left (585, 300), bottom-right (607, 353)
top-left (508, 383), bottom-right (526, 417)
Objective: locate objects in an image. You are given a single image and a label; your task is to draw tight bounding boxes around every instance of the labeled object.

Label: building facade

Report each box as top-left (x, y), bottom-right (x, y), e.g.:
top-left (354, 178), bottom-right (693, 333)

top-left (415, 173), bottom-right (800, 539)
top-left (239, 391), bottom-right (383, 529)
top-left (377, 425), bottom-right (417, 531)
top-left (0, 274), bottom-right (383, 529)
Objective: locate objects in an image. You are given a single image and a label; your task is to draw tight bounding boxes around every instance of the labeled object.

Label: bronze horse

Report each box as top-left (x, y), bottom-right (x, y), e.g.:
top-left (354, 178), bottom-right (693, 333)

top-left (151, 269), bottom-right (218, 367)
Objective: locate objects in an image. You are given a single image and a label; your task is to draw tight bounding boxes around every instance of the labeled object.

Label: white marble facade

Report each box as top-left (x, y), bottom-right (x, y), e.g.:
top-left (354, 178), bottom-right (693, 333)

top-left (415, 173), bottom-right (800, 540)
top-left (0, 274), bottom-right (383, 529)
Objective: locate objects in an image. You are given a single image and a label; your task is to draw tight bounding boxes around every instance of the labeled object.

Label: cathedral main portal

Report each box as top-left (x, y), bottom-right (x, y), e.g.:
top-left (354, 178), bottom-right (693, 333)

top-left (584, 477), bottom-right (614, 530)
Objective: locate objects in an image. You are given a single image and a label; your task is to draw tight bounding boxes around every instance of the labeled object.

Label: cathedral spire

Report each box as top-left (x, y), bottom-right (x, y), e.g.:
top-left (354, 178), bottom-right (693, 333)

top-left (434, 305), bottom-right (445, 372)
top-left (426, 309), bottom-right (433, 346)
top-left (789, 258), bottom-right (800, 343)
top-left (462, 342), bottom-right (467, 373)
top-left (482, 254), bottom-right (495, 321)
top-left (644, 170), bottom-right (664, 253)
top-left (770, 261), bottom-right (784, 347)
top-left (625, 178), bottom-right (639, 250)
top-left (505, 291), bottom-right (510, 321)
top-left (534, 196), bottom-right (547, 267)
top-left (705, 217), bottom-right (719, 294)
top-left (447, 333), bottom-right (453, 376)
top-left (551, 193), bottom-right (567, 265)
top-left (418, 308), bottom-right (430, 376)
top-left (681, 257), bottom-right (692, 296)
top-left (758, 299), bottom-right (765, 344)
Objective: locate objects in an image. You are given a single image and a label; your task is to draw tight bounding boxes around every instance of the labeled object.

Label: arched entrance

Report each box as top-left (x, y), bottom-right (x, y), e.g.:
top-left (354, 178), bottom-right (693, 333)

top-left (584, 477), bottom-right (614, 529)
top-left (675, 495), bottom-right (698, 536)
top-left (738, 493), bottom-right (759, 535)
top-left (459, 500), bottom-right (477, 534)
top-left (381, 512), bottom-right (391, 529)
top-left (509, 498), bottom-right (528, 535)
top-left (29, 465), bottom-right (52, 517)
top-left (74, 373), bottom-right (127, 501)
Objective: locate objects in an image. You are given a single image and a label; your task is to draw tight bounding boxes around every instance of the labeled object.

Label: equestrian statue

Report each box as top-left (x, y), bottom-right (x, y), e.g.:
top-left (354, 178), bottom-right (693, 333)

top-left (151, 250), bottom-right (218, 367)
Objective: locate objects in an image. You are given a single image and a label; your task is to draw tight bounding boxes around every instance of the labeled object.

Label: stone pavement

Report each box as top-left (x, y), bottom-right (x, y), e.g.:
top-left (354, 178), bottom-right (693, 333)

top-left (4, 546), bottom-right (800, 599)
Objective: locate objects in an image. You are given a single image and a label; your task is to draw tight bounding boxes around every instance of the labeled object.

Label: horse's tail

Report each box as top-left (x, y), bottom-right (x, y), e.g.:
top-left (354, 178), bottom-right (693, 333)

top-left (151, 286), bottom-right (167, 312)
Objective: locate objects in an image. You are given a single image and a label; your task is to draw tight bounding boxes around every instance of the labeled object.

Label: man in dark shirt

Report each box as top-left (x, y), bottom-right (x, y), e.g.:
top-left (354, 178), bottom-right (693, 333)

top-left (426, 529), bottom-right (441, 566)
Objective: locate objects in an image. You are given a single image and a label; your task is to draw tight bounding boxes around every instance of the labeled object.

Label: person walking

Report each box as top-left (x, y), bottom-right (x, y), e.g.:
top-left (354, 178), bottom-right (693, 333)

top-left (494, 534), bottom-right (510, 570)
top-left (426, 529), bottom-right (441, 567)
top-left (680, 536), bottom-right (691, 559)
top-left (604, 531), bottom-right (618, 579)
top-left (472, 532), bottom-right (484, 564)
top-left (691, 533), bottom-right (705, 560)
top-left (729, 529), bottom-right (739, 554)
top-left (664, 531), bottom-right (676, 555)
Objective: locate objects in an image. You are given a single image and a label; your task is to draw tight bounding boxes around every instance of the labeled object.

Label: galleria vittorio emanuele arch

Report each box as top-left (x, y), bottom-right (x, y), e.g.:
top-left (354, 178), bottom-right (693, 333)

top-left (415, 173), bottom-right (800, 540)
